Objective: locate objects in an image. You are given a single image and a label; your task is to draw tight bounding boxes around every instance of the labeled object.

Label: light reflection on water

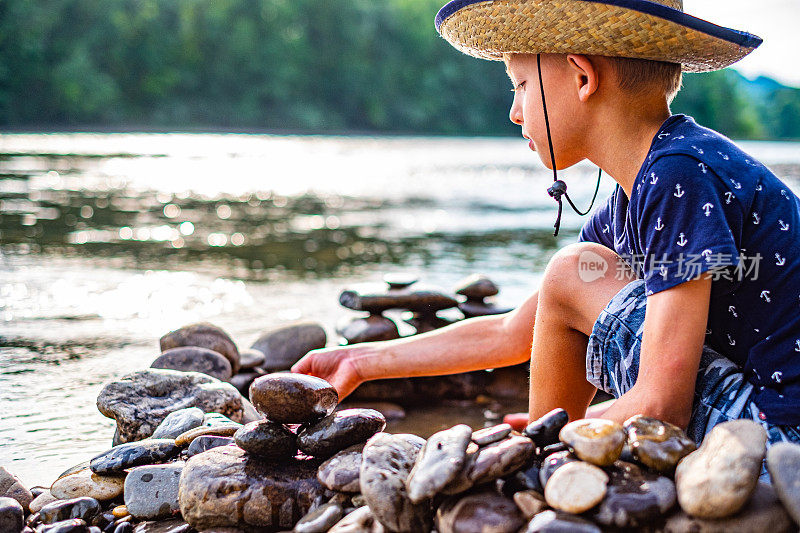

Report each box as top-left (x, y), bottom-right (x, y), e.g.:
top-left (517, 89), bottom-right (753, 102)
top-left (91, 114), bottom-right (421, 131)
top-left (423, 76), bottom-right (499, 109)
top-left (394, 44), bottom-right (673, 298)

top-left (1, 133), bottom-right (798, 486)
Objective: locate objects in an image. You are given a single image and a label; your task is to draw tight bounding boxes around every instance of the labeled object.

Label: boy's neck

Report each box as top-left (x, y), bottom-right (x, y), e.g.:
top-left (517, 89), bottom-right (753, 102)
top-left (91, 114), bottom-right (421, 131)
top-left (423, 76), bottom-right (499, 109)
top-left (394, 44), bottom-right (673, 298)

top-left (584, 101), bottom-right (672, 199)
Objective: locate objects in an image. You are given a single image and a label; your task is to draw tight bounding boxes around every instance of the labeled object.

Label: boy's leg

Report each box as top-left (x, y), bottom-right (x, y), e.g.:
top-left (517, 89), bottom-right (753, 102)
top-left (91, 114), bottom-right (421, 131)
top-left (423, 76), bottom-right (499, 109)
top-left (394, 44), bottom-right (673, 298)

top-left (527, 242), bottom-right (637, 422)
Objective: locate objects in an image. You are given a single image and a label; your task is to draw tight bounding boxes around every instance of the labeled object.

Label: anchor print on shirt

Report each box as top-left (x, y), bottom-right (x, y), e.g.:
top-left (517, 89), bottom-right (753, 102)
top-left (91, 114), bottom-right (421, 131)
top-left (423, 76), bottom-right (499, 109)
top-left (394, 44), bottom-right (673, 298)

top-left (677, 233), bottom-right (688, 247)
top-left (658, 132), bottom-right (670, 140)
top-left (724, 192), bottom-right (734, 205)
top-left (760, 290), bottom-right (772, 303)
top-left (717, 151), bottom-right (730, 160)
top-left (756, 184), bottom-right (763, 192)
top-left (752, 212), bottom-right (761, 225)
top-left (779, 220), bottom-right (790, 231)
top-left (602, 224), bottom-right (610, 234)
top-left (654, 218), bottom-right (664, 231)
top-left (728, 306), bottom-right (738, 318)
top-left (698, 162), bottom-right (707, 174)
top-left (727, 334), bottom-right (736, 346)
top-left (701, 249), bottom-right (712, 261)
top-left (660, 265), bottom-right (668, 279)
top-left (692, 145), bottom-right (705, 155)
top-left (730, 179), bottom-right (742, 190)
top-left (706, 328), bottom-right (713, 336)
top-left (795, 340), bottom-right (800, 352)
top-left (776, 253), bottom-right (786, 266)
top-left (674, 184), bottom-right (685, 198)
top-left (650, 173), bottom-right (659, 185)
top-left (702, 203), bottom-right (714, 217)
top-left (772, 371), bottom-right (783, 384)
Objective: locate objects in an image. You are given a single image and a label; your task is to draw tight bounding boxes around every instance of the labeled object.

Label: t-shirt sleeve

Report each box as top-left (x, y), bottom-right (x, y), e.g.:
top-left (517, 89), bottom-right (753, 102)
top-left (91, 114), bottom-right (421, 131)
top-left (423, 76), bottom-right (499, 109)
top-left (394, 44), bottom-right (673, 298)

top-left (634, 154), bottom-right (742, 295)
top-left (578, 191), bottom-right (615, 250)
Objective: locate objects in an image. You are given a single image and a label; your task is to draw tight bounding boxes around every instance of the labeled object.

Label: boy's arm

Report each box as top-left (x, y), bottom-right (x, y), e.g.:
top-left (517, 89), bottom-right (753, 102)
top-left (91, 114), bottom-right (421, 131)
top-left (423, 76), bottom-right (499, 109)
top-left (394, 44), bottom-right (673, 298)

top-left (601, 276), bottom-right (712, 428)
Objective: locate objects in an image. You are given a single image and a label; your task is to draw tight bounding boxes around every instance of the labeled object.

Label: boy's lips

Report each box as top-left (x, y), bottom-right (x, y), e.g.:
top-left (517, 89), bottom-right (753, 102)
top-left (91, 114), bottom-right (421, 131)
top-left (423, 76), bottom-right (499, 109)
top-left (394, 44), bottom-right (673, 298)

top-left (528, 139), bottom-right (536, 151)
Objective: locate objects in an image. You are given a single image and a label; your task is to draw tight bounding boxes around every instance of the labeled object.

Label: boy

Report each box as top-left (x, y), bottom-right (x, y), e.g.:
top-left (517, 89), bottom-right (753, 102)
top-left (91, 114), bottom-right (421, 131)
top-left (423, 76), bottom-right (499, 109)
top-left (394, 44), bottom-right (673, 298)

top-left (293, 0), bottom-right (800, 448)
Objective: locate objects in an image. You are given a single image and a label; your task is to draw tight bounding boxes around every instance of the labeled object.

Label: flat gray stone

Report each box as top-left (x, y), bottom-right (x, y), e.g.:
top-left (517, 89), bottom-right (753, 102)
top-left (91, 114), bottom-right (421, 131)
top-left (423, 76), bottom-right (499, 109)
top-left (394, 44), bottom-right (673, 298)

top-left (294, 502), bottom-right (344, 533)
top-left (317, 444), bottom-right (364, 493)
top-left (238, 348), bottom-right (266, 370)
top-left (406, 424), bottom-right (472, 503)
top-left (297, 408), bottom-right (386, 458)
top-left (39, 497), bottom-right (102, 524)
top-left (124, 463), bottom-right (183, 520)
top-left (251, 322), bottom-right (327, 373)
top-left (186, 435), bottom-right (235, 457)
top-left (151, 346), bottom-right (232, 381)
top-left (160, 322), bottom-right (240, 374)
top-left (150, 407), bottom-right (205, 440)
top-left (472, 423), bottom-right (512, 446)
top-left (0, 467), bottom-right (33, 511)
top-left (96, 369), bottom-right (246, 443)
top-left (767, 442), bottom-right (800, 526)
top-left (90, 439), bottom-right (179, 474)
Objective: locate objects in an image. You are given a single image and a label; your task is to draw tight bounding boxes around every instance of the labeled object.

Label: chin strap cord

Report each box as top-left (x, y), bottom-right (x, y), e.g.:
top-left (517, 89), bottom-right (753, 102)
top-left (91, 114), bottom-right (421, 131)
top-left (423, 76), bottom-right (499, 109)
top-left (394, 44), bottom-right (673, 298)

top-left (537, 54), bottom-right (602, 237)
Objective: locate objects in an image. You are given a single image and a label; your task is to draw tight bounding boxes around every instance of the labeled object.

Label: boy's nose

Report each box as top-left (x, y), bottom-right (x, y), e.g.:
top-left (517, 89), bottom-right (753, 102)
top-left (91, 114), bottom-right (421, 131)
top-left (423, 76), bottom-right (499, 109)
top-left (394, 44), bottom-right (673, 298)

top-left (509, 99), bottom-right (523, 125)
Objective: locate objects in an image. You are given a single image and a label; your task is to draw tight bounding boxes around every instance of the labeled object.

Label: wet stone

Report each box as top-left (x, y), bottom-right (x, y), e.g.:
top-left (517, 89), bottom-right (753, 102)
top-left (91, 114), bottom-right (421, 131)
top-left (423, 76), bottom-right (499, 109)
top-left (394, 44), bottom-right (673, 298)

top-left (131, 519), bottom-right (193, 533)
top-left (50, 469), bottom-right (125, 501)
top-left (624, 415), bottom-right (696, 473)
top-left (513, 490), bottom-right (548, 520)
top-left (337, 316), bottom-right (399, 345)
top-left (40, 497), bottom-right (102, 524)
top-left (440, 442), bottom-right (480, 496)
top-left (559, 418), bottom-right (625, 467)
top-left (406, 424), bottom-right (473, 503)
top-left (174, 417), bottom-right (242, 446)
top-left (251, 322), bottom-right (327, 373)
top-left (298, 408), bottom-right (386, 458)
top-left (160, 322), bottom-right (240, 374)
top-left (249, 373), bottom-right (338, 424)
top-left (230, 372), bottom-right (262, 396)
top-left (522, 510), bottom-right (601, 533)
top-left (675, 419), bottom-right (766, 519)
top-left (538, 451), bottom-right (578, 488)
top-left (90, 439), bottom-right (179, 475)
top-left (338, 402), bottom-right (405, 421)
top-left (327, 506), bottom-right (385, 533)
top-left (435, 490), bottom-right (524, 533)
top-left (401, 313), bottom-right (455, 334)
top-left (150, 407), bottom-right (205, 440)
top-left (186, 435), bottom-right (235, 457)
top-left (30, 492), bottom-right (58, 514)
top-left (767, 442), bottom-right (800, 526)
top-left (96, 369), bottom-right (246, 443)
top-left (454, 274), bottom-right (499, 300)
top-left (472, 423), bottom-right (512, 446)
top-left (317, 443), bottom-right (364, 493)
top-left (544, 462), bottom-right (608, 514)
top-left (524, 409), bottom-right (569, 450)
top-left (360, 433), bottom-right (430, 533)
top-left (0, 466), bottom-right (33, 511)
top-left (467, 435), bottom-right (534, 486)
top-left (589, 461), bottom-right (676, 528)
top-left (458, 301), bottom-right (513, 318)
top-left (339, 284), bottom-right (458, 314)
top-left (503, 462), bottom-right (543, 496)
top-left (178, 445), bottom-right (324, 532)
top-left (0, 496), bottom-right (24, 533)
top-left (124, 463), bottom-right (183, 520)
top-left (151, 346), bottom-right (233, 381)
top-left (233, 420), bottom-right (297, 460)
top-left (238, 348), bottom-right (266, 370)
top-left (38, 519), bottom-right (90, 532)
top-left (294, 502), bottom-right (344, 533)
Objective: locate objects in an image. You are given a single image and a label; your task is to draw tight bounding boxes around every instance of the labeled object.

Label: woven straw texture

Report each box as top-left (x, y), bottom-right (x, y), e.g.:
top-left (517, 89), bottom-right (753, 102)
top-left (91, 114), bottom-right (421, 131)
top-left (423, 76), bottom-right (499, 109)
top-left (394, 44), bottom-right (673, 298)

top-left (438, 0), bottom-right (756, 72)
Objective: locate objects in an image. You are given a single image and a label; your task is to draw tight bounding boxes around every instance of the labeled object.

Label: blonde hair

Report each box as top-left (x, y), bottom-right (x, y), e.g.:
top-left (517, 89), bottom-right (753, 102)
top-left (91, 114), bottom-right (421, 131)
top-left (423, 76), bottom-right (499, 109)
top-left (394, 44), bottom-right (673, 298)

top-left (607, 57), bottom-right (683, 103)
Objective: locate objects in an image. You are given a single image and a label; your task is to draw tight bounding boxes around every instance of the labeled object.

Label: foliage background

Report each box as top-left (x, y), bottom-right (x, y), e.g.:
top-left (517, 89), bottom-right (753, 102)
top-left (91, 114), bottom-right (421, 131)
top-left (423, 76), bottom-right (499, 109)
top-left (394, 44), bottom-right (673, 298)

top-left (1, 0), bottom-right (798, 139)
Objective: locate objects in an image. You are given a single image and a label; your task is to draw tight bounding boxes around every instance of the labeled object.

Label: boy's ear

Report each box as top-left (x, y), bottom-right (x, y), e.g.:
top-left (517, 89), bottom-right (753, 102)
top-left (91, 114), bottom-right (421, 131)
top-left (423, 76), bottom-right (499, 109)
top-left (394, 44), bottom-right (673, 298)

top-left (566, 54), bottom-right (599, 102)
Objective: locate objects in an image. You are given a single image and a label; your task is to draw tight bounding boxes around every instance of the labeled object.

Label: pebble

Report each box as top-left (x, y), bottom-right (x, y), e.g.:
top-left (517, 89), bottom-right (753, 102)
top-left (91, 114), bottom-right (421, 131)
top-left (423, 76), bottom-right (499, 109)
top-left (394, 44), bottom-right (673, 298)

top-left (589, 461), bottom-right (676, 528)
top-left (39, 497), bottom-right (102, 524)
top-left (238, 348), bottom-right (266, 370)
top-left (521, 510), bottom-right (601, 533)
top-left (337, 316), bottom-right (400, 344)
top-left (294, 502), bottom-right (344, 533)
top-left (513, 490), bottom-right (548, 520)
top-left (112, 506), bottom-right (129, 518)
top-left (339, 285), bottom-right (458, 314)
top-left (544, 461), bottom-right (609, 514)
top-left (233, 419), bottom-right (297, 460)
top-left (317, 443), bottom-right (364, 493)
top-left (559, 418), bottom-right (625, 466)
top-left (186, 435), bottom-right (235, 457)
top-left (38, 519), bottom-right (91, 532)
top-left (96, 369), bottom-right (245, 443)
top-left (524, 408), bottom-right (569, 449)
top-left (90, 439), bottom-right (179, 475)
top-left (624, 414), bottom-right (696, 473)
top-left (360, 432), bottom-right (430, 532)
top-left (675, 419), bottom-right (766, 518)
top-left (458, 301), bottom-right (512, 318)
top-left (503, 463), bottom-right (544, 495)
top-left (251, 322), bottom-right (327, 373)
top-left (327, 506), bottom-right (385, 533)
top-left (298, 408), bottom-right (386, 458)
top-left (454, 274), bottom-right (499, 300)
top-left (383, 273), bottom-right (419, 290)
top-left (131, 518), bottom-right (193, 533)
top-left (406, 424), bottom-right (472, 503)
top-left (229, 371), bottom-right (261, 396)
top-left (174, 423), bottom-right (242, 447)
top-left (538, 450), bottom-right (578, 488)
top-left (150, 407), bottom-right (205, 440)
top-left (467, 435), bottom-right (534, 486)
top-left (767, 441), bottom-right (800, 526)
top-left (472, 423), bottom-right (512, 446)
top-left (338, 402), bottom-right (405, 421)
top-left (435, 490), bottom-right (524, 533)
top-left (663, 482), bottom-right (794, 532)
top-left (249, 373), bottom-right (338, 424)
top-left (178, 445), bottom-right (324, 531)
top-left (0, 466), bottom-right (33, 511)
top-left (29, 491), bottom-right (58, 513)
top-left (0, 496), bottom-right (24, 533)
top-left (150, 346), bottom-right (233, 381)
top-left (124, 463), bottom-right (183, 520)
top-left (159, 322), bottom-right (240, 374)
top-left (50, 469), bottom-right (125, 501)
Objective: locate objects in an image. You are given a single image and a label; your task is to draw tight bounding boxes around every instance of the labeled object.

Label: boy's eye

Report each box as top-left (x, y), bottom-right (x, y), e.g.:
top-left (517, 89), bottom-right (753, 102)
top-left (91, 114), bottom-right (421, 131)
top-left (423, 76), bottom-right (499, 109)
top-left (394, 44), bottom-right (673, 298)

top-left (512, 81), bottom-right (526, 92)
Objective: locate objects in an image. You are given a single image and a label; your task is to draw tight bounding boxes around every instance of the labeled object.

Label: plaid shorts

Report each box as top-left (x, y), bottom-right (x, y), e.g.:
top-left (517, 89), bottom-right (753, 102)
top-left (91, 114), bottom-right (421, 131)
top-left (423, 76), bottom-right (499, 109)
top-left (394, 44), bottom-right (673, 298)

top-left (586, 279), bottom-right (800, 479)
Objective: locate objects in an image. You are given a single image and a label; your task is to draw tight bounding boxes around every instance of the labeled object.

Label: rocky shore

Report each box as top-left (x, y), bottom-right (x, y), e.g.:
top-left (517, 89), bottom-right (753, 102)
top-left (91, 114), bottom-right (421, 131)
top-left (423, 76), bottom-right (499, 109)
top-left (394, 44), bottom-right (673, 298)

top-left (3, 275), bottom-right (800, 532)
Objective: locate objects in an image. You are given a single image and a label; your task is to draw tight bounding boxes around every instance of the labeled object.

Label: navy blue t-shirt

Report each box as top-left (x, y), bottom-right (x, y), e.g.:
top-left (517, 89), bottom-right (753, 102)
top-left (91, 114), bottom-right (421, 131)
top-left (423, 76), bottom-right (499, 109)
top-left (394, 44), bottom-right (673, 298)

top-left (579, 114), bottom-right (800, 425)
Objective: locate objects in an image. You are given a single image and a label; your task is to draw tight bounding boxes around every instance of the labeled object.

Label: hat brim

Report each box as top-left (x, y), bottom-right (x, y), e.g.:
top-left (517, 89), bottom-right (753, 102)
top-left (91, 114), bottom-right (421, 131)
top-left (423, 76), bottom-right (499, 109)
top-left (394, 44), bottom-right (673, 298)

top-left (435, 0), bottom-right (762, 72)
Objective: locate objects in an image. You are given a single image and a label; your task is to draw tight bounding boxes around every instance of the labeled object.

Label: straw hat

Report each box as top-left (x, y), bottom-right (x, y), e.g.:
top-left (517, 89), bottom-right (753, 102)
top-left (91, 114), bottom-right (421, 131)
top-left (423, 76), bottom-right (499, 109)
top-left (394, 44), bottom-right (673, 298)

top-left (435, 0), bottom-right (762, 72)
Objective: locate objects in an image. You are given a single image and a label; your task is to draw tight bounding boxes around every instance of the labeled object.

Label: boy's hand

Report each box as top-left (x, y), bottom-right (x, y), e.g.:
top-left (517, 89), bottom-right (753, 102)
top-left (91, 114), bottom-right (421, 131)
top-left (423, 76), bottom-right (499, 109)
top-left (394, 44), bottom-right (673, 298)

top-left (291, 346), bottom-right (365, 400)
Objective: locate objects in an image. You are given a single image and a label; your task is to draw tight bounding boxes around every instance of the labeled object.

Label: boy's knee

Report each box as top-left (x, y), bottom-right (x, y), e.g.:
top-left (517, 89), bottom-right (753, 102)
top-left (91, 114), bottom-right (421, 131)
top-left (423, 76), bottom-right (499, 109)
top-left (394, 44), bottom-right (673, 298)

top-left (540, 242), bottom-right (625, 306)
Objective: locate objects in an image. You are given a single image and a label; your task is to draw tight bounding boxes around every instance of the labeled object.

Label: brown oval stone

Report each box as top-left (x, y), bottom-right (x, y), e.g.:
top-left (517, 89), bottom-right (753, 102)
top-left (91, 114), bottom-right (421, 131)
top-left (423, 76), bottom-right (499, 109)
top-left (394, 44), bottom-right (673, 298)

top-left (249, 373), bottom-right (338, 424)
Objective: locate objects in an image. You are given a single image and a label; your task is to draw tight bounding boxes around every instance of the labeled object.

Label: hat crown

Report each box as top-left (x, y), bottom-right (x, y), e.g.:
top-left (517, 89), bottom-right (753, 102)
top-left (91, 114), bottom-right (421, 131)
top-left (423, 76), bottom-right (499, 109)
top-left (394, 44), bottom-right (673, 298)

top-left (654, 0), bottom-right (683, 10)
